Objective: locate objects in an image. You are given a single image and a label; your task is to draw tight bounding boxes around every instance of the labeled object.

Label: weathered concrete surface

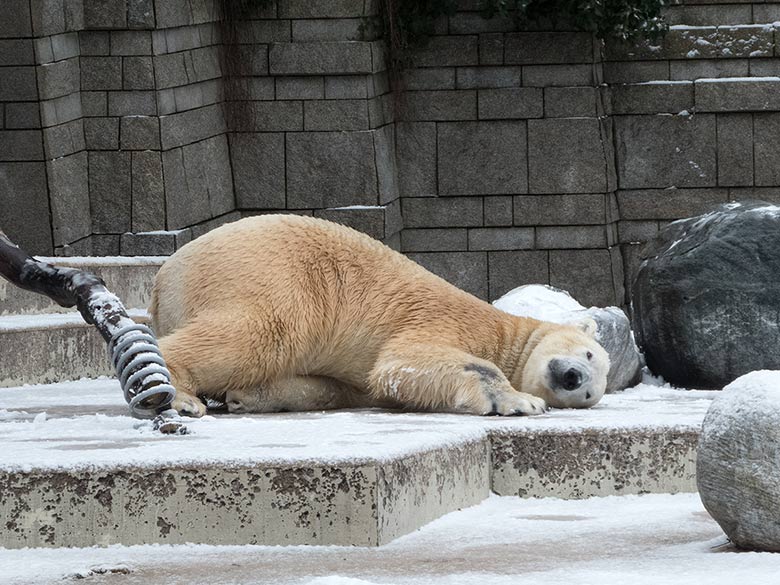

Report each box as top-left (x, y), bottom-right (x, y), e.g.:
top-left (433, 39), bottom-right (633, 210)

top-left (0, 312), bottom-right (149, 387)
top-left (490, 428), bottom-right (699, 499)
top-left (0, 258), bottom-right (163, 316)
top-left (0, 441), bottom-right (489, 549)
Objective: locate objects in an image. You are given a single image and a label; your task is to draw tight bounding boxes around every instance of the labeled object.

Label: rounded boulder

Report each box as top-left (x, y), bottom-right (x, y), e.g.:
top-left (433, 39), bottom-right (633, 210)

top-left (697, 370), bottom-right (780, 551)
top-left (632, 201), bottom-right (780, 389)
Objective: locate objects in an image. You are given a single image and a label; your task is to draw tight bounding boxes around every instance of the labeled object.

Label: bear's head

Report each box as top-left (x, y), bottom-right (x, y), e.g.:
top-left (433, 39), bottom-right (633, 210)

top-left (519, 319), bottom-right (610, 409)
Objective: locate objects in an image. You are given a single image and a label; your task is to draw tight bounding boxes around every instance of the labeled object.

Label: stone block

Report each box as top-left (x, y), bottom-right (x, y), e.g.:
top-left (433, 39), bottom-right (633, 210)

top-left (449, 12), bottom-right (515, 34)
top-left (34, 36), bottom-right (54, 64)
top-left (83, 0), bottom-right (126, 29)
top-left (110, 31), bottom-right (151, 56)
top-left (246, 101), bottom-right (303, 132)
top-left (325, 75), bottom-right (369, 99)
top-left (536, 225), bottom-right (607, 249)
top-left (604, 61), bottom-right (670, 84)
top-left (189, 211), bottom-right (242, 240)
top-left (50, 32), bottom-right (79, 61)
top-left (5, 102), bottom-right (41, 129)
top-left (718, 25), bottom-right (774, 59)
top-left (128, 0), bottom-right (155, 28)
top-left (37, 58), bottom-right (79, 100)
top-left (749, 60), bottom-right (780, 77)
top-left (669, 59), bottom-right (747, 81)
top-left (406, 251), bottom-right (488, 299)
top-left (410, 36), bottom-right (478, 68)
top-left (618, 220), bottom-right (659, 244)
top-left (522, 64), bottom-right (594, 87)
top-left (513, 194), bottom-right (606, 226)
top-left (159, 103), bottom-right (225, 149)
top-left (231, 45), bottom-right (269, 77)
top-left (269, 42), bottom-right (373, 75)
top-left (550, 249), bottom-right (617, 307)
top-left (615, 114), bottom-right (717, 189)
top-left (478, 87), bottom-right (543, 119)
top-left (468, 227), bottom-right (534, 251)
top-left (616, 188), bottom-right (729, 220)
top-left (695, 78), bottom-right (780, 112)
top-left (396, 122), bottom-right (437, 198)
top-left (0, 0), bottom-right (32, 37)
top-left (612, 82), bottom-right (694, 114)
top-left (313, 206), bottom-right (386, 240)
top-left (123, 56), bottom-right (154, 89)
top-left (401, 90), bottom-right (477, 121)
top-left (717, 113), bottom-right (753, 187)
top-left (0, 67), bottom-right (37, 101)
top-left (160, 26), bottom-right (197, 53)
top-left (438, 121), bottom-right (527, 195)
top-left (39, 93), bottom-right (82, 128)
top-left (121, 231), bottom-right (190, 256)
top-left (479, 32), bottom-right (504, 65)
top-left (373, 124), bottom-right (398, 204)
top-left (47, 152), bottom-right (90, 246)
top-left (0, 39), bottom-right (34, 66)
top-left (402, 197), bottom-right (483, 228)
top-left (153, 53), bottom-right (190, 89)
top-left (484, 196), bottom-right (512, 226)
top-left (0, 162), bottom-right (52, 254)
top-left (0, 130), bottom-right (44, 161)
top-left (190, 46), bottom-right (221, 82)
top-left (456, 66), bottom-right (522, 89)
top-left (131, 151), bottom-right (165, 232)
top-left (754, 113), bottom-right (780, 186)
top-left (81, 91), bottom-right (107, 117)
top-left (401, 228), bottom-right (468, 252)
top-left (108, 91), bottom-right (156, 116)
top-left (487, 250), bottom-right (549, 300)
top-left (276, 76), bottom-right (324, 100)
top-left (230, 133), bottom-right (286, 210)
top-left (278, 0), bottom-right (365, 18)
top-left (304, 100), bottom-right (369, 131)
top-left (528, 118), bottom-right (608, 194)
top-left (120, 115), bottom-right (160, 149)
top-left (42, 118), bottom-right (85, 159)
top-left (286, 131), bottom-right (378, 209)
top-left (88, 151), bottom-right (132, 233)
top-left (544, 86), bottom-right (598, 117)
top-left (79, 31), bottom-right (109, 56)
top-left (505, 32), bottom-right (594, 64)
top-left (292, 18), bottom-right (363, 42)
top-left (154, 0), bottom-right (192, 28)
top-left (80, 56), bottom-right (121, 90)
top-left (402, 68), bottom-right (456, 91)
top-left (236, 19), bottom-right (291, 44)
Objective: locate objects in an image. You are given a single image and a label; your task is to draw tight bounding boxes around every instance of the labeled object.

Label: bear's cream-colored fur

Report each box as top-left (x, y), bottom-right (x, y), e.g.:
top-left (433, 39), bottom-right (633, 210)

top-left (151, 215), bottom-right (610, 417)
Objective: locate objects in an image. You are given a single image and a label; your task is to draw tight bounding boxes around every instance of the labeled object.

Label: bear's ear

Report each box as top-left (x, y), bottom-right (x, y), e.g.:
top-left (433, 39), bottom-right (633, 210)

top-left (573, 318), bottom-right (598, 338)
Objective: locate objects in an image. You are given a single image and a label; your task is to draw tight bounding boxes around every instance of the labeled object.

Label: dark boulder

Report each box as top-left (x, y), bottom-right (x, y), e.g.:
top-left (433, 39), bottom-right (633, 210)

top-left (632, 201), bottom-right (780, 389)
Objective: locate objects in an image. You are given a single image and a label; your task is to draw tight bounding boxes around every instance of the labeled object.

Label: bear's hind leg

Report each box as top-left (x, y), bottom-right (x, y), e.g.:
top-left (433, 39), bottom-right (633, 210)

top-left (369, 341), bottom-right (546, 416)
top-left (225, 376), bottom-right (381, 413)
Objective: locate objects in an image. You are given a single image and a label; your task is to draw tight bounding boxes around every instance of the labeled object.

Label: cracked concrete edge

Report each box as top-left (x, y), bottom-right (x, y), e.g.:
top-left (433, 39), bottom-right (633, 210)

top-left (0, 439), bottom-right (492, 549)
top-left (489, 427), bottom-right (700, 499)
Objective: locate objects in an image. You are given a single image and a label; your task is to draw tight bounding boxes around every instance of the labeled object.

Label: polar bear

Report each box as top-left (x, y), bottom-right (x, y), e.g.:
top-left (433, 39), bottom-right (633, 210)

top-left (150, 215), bottom-right (610, 418)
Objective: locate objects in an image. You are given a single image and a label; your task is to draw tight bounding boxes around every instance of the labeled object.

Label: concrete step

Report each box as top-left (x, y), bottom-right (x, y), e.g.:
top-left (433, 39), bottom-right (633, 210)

top-left (610, 77), bottom-right (780, 114)
top-left (0, 256), bottom-right (164, 316)
top-left (0, 310), bottom-right (149, 387)
top-left (664, 1), bottom-right (780, 27)
top-left (0, 380), bottom-right (715, 548)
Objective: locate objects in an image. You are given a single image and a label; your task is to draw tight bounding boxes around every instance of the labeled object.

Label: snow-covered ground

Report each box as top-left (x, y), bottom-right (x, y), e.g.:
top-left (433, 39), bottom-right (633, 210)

top-left (0, 378), bottom-right (718, 472)
top-left (2, 493), bottom-right (779, 585)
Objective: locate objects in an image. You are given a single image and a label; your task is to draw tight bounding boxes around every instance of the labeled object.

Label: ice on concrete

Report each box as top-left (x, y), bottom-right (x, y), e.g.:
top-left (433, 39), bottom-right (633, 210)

top-left (0, 378), bottom-right (718, 472)
top-left (0, 308), bottom-right (149, 331)
top-left (2, 493), bottom-right (779, 585)
top-left (33, 256), bottom-right (167, 266)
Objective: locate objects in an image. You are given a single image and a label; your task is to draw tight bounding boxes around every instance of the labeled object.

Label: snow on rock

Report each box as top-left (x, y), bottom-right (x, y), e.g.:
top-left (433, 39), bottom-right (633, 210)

top-left (632, 201), bottom-right (780, 389)
top-left (0, 378), bottom-right (717, 473)
top-left (697, 370), bottom-right (780, 551)
top-left (493, 284), bottom-right (644, 393)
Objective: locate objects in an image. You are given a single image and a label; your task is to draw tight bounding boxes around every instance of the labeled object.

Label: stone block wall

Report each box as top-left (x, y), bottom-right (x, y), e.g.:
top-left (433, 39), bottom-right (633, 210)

top-left (4, 0), bottom-right (780, 307)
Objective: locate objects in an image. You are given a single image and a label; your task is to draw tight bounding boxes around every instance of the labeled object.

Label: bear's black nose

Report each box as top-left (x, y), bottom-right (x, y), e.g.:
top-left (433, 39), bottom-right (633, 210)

top-left (562, 368), bottom-right (582, 390)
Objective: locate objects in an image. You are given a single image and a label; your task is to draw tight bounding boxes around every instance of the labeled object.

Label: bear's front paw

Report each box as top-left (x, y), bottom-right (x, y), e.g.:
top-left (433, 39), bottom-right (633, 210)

top-left (486, 390), bottom-right (547, 416)
top-left (171, 392), bottom-right (207, 418)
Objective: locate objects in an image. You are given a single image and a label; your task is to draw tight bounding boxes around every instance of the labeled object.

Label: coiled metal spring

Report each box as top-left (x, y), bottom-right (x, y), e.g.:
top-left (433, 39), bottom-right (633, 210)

top-left (108, 323), bottom-right (176, 419)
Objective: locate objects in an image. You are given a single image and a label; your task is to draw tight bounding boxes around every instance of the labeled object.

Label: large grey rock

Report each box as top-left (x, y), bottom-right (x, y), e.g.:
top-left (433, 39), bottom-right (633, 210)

top-left (633, 201), bottom-right (780, 389)
top-left (493, 284), bottom-right (643, 393)
top-left (697, 370), bottom-right (780, 551)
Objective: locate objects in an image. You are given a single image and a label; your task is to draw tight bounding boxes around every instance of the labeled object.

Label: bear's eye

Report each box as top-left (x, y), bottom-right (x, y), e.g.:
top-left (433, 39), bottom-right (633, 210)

top-left (586, 351), bottom-right (593, 360)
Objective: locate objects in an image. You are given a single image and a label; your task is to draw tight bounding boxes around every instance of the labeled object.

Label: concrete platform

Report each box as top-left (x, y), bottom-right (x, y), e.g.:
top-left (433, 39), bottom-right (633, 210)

top-left (0, 379), bottom-right (718, 549)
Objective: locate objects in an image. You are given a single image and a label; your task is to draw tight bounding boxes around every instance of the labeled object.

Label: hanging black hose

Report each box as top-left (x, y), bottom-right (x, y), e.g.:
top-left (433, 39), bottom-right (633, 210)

top-left (0, 229), bottom-right (186, 434)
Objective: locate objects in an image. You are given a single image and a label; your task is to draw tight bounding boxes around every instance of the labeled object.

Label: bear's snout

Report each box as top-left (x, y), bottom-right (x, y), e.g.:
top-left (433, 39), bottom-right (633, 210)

top-left (548, 358), bottom-right (587, 391)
